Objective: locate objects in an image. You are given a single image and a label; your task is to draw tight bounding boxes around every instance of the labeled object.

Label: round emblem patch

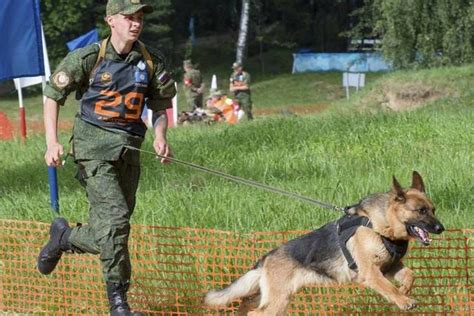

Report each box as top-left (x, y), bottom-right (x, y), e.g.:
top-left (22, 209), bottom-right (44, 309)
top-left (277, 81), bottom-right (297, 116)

top-left (101, 72), bottom-right (112, 83)
top-left (53, 71), bottom-right (70, 89)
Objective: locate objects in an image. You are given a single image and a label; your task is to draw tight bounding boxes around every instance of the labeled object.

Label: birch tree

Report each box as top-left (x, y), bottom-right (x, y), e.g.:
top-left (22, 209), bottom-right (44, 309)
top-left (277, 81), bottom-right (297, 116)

top-left (236, 0), bottom-right (250, 64)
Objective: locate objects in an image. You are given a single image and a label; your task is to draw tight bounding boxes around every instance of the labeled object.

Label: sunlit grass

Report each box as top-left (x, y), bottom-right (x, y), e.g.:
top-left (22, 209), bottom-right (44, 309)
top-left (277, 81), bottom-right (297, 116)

top-left (0, 92), bottom-right (471, 231)
top-left (0, 63), bottom-right (472, 315)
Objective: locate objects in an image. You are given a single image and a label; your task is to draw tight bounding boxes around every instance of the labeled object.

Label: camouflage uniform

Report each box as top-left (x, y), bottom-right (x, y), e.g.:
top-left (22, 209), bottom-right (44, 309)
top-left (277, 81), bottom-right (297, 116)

top-left (43, 40), bottom-right (176, 284)
top-left (230, 69), bottom-right (253, 120)
top-left (183, 61), bottom-right (203, 110)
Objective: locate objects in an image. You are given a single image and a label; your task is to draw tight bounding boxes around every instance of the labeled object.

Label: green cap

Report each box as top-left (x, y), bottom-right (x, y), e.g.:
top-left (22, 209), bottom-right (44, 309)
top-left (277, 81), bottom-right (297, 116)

top-left (106, 0), bottom-right (153, 16)
top-left (232, 61), bottom-right (242, 69)
top-left (183, 59), bottom-right (194, 68)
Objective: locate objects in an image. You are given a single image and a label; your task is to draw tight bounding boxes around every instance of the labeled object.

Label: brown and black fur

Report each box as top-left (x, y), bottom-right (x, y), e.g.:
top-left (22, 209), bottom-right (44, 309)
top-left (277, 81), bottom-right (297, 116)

top-left (204, 171), bottom-right (444, 315)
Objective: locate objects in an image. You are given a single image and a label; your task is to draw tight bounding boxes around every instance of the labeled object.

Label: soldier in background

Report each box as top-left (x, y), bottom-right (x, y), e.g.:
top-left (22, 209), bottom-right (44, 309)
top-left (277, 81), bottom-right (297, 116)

top-left (205, 89), bottom-right (240, 124)
top-left (183, 59), bottom-right (204, 110)
top-left (229, 62), bottom-right (253, 120)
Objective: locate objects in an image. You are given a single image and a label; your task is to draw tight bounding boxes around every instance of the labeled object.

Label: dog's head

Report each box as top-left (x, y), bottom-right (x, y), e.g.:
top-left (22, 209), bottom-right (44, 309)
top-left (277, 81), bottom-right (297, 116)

top-left (388, 171), bottom-right (444, 245)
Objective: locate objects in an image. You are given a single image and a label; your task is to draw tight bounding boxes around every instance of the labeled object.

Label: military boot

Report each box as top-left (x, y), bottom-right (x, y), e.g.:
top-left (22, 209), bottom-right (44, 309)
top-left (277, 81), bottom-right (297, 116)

top-left (37, 217), bottom-right (71, 275)
top-left (107, 282), bottom-right (143, 316)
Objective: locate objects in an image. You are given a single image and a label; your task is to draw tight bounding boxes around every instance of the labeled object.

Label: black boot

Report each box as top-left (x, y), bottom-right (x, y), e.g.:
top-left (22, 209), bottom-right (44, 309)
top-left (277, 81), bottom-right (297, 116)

top-left (107, 282), bottom-right (143, 316)
top-left (37, 217), bottom-right (71, 275)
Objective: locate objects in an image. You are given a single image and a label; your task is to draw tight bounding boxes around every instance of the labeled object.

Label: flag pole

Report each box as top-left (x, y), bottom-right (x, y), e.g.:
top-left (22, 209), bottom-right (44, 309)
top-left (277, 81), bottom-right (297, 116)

top-left (48, 166), bottom-right (60, 215)
top-left (172, 82), bottom-right (178, 126)
top-left (42, 75), bottom-right (59, 215)
top-left (16, 83), bottom-right (27, 142)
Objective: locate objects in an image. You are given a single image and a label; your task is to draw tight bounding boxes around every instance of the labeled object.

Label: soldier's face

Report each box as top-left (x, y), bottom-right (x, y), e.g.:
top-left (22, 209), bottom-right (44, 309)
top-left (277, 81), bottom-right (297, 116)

top-left (107, 11), bottom-right (144, 42)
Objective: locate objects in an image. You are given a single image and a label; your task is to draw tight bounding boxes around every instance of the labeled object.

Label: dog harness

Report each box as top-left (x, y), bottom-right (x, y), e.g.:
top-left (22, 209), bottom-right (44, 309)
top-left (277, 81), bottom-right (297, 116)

top-left (336, 215), bottom-right (409, 271)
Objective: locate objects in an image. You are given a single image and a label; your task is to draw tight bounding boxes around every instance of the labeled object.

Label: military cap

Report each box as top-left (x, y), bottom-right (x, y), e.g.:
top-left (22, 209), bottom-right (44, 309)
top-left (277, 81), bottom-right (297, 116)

top-left (106, 0), bottom-right (153, 16)
top-left (183, 59), bottom-right (194, 68)
top-left (232, 61), bottom-right (242, 69)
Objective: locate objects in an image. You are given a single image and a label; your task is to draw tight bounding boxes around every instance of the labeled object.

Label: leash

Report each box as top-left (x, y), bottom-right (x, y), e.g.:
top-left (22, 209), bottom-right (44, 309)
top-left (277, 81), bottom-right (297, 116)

top-left (124, 145), bottom-right (346, 213)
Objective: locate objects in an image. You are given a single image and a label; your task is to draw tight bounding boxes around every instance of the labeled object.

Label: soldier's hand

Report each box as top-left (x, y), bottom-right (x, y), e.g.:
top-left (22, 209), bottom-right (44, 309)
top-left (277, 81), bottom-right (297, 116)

top-left (153, 138), bottom-right (172, 164)
top-left (44, 143), bottom-right (64, 167)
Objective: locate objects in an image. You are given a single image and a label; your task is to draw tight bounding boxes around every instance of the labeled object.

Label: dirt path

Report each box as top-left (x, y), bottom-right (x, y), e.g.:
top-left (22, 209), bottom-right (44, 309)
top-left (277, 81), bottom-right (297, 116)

top-left (0, 112), bottom-right (73, 139)
top-left (254, 103), bottom-right (328, 115)
top-left (1, 103), bottom-right (328, 139)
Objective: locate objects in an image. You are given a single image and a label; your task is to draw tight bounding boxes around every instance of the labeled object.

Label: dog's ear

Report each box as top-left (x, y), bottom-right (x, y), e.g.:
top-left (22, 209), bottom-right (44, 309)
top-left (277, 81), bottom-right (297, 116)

top-left (411, 171), bottom-right (425, 193)
top-left (392, 175), bottom-right (406, 202)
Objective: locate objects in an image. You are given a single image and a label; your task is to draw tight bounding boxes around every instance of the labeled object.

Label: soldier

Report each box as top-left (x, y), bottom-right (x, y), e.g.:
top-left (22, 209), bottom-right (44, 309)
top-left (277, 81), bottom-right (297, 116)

top-left (229, 61), bottom-right (253, 120)
top-left (37, 1), bottom-right (176, 315)
top-left (206, 90), bottom-right (240, 124)
top-left (182, 59), bottom-right (204, 110)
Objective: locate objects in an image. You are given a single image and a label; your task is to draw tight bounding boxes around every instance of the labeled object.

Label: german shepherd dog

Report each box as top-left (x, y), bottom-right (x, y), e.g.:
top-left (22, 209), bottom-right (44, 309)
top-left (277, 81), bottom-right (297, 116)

top-left (204, 172), bottom-right (444, 315)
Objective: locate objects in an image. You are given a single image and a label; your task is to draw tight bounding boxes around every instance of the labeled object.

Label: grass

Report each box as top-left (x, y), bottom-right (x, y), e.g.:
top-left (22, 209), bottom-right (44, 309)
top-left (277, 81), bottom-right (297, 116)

top-left (0, 61), bottom-right (472, 315)
top-left (0, 64), bottom-right (472, 232)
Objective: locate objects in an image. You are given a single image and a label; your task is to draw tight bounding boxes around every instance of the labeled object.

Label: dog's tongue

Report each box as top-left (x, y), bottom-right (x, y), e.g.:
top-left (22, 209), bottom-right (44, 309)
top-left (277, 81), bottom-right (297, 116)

top-left (414, 226), bottom-right (431, 245)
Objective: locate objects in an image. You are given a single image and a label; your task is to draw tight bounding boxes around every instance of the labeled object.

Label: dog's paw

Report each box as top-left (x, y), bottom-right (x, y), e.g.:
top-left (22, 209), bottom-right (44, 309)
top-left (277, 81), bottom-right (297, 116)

top-left (398, 298), bottom-right (417, 311)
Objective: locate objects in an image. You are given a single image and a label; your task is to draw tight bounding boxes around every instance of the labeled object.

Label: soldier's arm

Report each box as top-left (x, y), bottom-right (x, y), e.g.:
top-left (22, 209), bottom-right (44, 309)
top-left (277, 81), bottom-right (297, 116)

top-left (147, 53), bottom-right (176, 162)
top-left (42, 47), bottom-right (96, 166)
top-left (197, 82), bottom-right (205, 94)
top-left (43, 46), bottom-right (97, 106)
top-left (43, 97), bottom-right (63, 166)
top-left (146, 55), bottom-right (176, 113)
top-left (237, 72), bottom-right (250, 90)
top-left (229, 76), bottom-right (236, 92)
top-left (152, 110), bottom-right (171, 163)
top-left (183, 72), bottom-right (193, 87)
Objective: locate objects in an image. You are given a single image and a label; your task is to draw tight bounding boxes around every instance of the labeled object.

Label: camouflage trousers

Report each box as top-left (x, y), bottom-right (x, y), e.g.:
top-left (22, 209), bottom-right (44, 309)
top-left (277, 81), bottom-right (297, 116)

top-left (186, 93), bottom-right (203, 111)
top-left (69, 155), bottom-right (140, 283)
top-left (235, 91), bottom-right (253, 120)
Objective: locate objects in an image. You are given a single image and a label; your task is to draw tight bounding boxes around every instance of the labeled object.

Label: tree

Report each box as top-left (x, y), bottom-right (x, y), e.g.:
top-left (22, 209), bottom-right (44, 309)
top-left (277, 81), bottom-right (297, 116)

top-left (139, 0), bottom-right (174, 61)
top-left (236, 0), bottom-right (250, 63)
top-left (348, 0), bottom-right (474, 68)
top-left (41, 0), bottom-right (97, 67)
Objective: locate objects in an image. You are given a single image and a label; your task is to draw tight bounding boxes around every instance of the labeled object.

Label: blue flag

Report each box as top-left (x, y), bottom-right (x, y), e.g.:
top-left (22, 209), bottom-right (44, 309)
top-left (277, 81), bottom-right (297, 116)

top-left (0, 0), bottom-right (44, 81)
top-left (67, 28), bottom-right (99, 51)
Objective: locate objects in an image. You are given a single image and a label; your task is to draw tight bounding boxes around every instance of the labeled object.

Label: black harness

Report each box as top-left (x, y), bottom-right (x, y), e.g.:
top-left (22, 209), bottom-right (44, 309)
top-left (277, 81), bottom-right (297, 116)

top-left (336, 215), bottom-right (408, 271)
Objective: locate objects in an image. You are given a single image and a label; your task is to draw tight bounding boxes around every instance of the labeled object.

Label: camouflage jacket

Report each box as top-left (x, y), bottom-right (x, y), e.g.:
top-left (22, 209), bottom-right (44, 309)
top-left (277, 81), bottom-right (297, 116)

top-left (44, 40), bottom-right (176, 162)
top-left (229, 71), bottom-right (251, 92)
top-left (44, 40), bottom-right (176, 111)
top-left (183, 69), bottom-right (203, 97)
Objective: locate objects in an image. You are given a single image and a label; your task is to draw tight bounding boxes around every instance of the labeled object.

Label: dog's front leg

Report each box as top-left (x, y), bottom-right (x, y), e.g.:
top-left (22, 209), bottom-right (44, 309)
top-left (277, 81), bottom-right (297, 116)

top-left (388, 263), bottom-right (414, 295)
top-left (359, 266), bottom-right (417, 311)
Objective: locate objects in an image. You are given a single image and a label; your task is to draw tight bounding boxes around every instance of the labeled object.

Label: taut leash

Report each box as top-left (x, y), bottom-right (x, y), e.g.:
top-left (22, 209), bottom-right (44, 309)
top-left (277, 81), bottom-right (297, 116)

top-left (125, 145), bottom-right (346, 213)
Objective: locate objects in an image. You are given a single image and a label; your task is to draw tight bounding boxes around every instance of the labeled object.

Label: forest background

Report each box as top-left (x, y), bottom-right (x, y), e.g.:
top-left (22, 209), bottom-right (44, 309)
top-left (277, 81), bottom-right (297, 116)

top-left (36, 0), bottom-right (473, 78)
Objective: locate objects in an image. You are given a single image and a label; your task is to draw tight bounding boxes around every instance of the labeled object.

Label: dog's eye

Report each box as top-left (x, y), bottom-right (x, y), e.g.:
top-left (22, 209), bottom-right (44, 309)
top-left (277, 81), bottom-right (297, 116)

top-left (418, 207), bottom-right (428, 215)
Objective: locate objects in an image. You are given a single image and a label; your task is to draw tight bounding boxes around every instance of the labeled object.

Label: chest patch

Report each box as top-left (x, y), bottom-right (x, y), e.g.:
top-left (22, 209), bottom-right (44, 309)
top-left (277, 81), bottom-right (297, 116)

top-left (101, 72), bottom-right (112, 83)
top-left (135, 61), bottom-right (148, 84)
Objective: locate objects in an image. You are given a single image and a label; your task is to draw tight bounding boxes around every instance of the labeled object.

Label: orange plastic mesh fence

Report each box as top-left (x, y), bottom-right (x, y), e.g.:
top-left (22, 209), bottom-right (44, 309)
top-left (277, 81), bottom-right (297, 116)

top-left (0, 220), bottom-right (472, 315)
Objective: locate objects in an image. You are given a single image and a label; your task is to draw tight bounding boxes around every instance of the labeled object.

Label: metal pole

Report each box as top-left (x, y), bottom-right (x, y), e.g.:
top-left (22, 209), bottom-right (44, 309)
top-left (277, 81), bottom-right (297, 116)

top-left (48, 166), bottom-right (60, 215)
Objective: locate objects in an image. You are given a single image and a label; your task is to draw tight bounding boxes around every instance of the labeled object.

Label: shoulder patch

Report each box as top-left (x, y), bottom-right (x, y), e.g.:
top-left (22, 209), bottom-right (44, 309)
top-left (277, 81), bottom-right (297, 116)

top-left (157, 71), bottom-right (171, 85)
top-left (53, 71), bottom-right (71, 89)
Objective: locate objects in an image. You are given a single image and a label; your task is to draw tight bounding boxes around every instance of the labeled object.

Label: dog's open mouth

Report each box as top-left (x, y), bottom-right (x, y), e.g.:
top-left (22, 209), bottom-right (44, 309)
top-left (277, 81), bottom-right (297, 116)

top-left (407, 225), bottom-right (432, 245)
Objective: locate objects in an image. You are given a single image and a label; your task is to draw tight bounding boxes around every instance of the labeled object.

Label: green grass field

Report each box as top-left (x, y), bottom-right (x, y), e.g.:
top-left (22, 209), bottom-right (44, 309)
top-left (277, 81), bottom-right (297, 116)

top-left (0, 65), bottom-right (472, 232)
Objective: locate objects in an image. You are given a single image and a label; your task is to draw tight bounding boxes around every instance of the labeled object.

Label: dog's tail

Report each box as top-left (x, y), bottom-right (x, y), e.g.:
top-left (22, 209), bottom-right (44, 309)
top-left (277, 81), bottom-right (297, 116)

top-left (204, 267), bottom-right (262, 306)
